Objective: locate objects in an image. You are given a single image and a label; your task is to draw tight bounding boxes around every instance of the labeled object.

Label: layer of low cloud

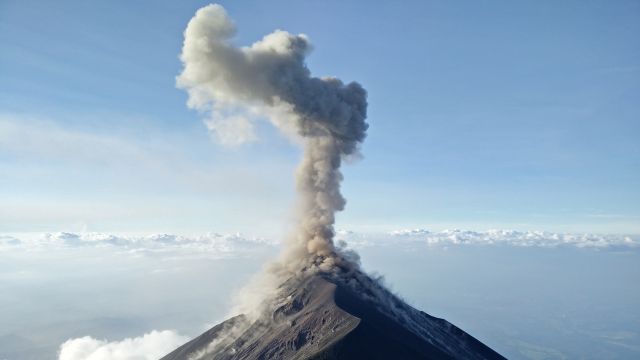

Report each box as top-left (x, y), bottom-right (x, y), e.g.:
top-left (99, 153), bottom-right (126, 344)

top-left (0, 232), bottom-right (277, 259)
top-left (338, 229), bottom-right (639, 249)
top-left (2, 229), bottom-right (637, 255)
top-left (58, 330), bottom-right (188, 360)
top-left (2, 228), bottom-right (636, 359)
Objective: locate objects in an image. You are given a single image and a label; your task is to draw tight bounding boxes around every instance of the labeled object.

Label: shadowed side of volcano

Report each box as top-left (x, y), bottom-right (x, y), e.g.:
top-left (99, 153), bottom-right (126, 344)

top-left (161, 274), bottom-right (505, 360)
top-left (311, 276), bottom-right (505, 360)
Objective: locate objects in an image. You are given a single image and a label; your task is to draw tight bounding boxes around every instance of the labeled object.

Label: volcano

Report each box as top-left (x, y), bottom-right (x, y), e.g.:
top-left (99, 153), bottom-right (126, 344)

top-left (160, 270), bottom-right (504, 360)
top-left (167, 5), bottom-right (505, 359)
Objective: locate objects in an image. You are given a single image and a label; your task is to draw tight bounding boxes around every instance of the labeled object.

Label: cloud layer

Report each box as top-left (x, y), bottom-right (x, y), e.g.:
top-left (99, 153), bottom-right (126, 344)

top-left (2, 229), bottom-right (637, 255)
top-left (339, 228), bottom-right (640, 249)
top-left (0, 232), bottom-right (276, 259)
top-left (58, 330), bottom-right (188, 360)
top-left (2, 228), bottom-right (635, 360)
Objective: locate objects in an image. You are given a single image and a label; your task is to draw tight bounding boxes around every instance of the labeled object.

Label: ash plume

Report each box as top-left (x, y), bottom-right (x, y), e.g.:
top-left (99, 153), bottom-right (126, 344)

top-left (177, 4), bottom-right (368, 276)
top-left (167, 6), bottom-right (507, 360)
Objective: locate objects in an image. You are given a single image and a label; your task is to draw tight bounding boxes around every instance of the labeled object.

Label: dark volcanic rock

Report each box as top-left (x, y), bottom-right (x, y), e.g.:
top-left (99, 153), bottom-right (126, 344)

top-left (161, 273), bottom-right (505, 360)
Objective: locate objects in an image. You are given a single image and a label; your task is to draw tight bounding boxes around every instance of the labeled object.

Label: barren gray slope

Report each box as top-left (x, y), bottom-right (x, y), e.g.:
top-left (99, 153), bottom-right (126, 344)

top-left (161, 274), bottom-right (505, 360)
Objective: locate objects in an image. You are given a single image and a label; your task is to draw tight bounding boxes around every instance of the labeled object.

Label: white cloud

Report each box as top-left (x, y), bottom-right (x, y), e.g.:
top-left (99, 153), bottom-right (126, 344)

top-left (2, 229), bottom-right (637, 256)
top-left (58, 330), bottom-right (188, 360)
top-left (2, 232), bottom-right (278, 259)
top-left (337, 228), bottom-right (640, 249)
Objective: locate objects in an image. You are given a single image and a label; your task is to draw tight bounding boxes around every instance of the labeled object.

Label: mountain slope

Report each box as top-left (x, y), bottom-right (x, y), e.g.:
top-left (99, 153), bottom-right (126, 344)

top-left (161, 272), bottom-right (504, 360)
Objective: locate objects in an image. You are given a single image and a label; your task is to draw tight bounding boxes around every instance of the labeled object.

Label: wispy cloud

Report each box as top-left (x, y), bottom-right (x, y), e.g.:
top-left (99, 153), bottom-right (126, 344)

top-left (0, 114), bottom-right (153, 166)
top-left (0, 113), bottom-right (294, 234)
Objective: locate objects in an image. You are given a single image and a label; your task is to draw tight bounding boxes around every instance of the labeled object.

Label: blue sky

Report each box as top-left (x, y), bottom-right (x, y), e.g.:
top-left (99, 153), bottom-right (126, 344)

top-left (1, 0), bottom-right (639, 235)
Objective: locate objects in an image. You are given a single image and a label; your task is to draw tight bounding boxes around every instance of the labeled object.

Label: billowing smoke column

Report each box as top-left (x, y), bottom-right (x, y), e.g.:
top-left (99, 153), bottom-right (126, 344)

top-left (177, 4), bottom-right (367, 275)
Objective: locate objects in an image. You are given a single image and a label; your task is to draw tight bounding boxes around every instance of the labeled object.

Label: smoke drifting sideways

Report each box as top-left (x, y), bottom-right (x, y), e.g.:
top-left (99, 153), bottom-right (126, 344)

top-left (177, 4), bottom-right (368, 279)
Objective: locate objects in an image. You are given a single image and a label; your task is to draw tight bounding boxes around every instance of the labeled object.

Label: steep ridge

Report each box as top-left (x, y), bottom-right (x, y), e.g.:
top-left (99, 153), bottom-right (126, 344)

top-left (161, 273), bottom-right (505, 360)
